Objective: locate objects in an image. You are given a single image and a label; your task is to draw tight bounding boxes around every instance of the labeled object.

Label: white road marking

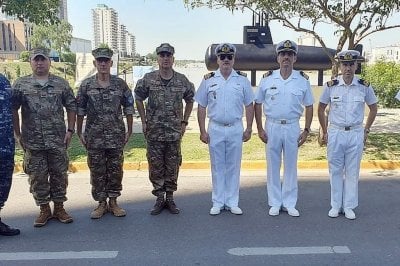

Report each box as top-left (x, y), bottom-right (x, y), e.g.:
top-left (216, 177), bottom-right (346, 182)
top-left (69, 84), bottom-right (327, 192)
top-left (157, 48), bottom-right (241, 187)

top-left (0, 251), bottom-right (118, 261)
top-left (228, 246), bottom-right (351, 256)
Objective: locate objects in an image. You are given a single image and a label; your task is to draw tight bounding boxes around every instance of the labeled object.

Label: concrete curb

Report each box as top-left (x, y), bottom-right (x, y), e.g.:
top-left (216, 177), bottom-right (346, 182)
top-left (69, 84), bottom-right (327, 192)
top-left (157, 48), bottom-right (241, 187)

top-left (14, 160), bottom-right (400, 173)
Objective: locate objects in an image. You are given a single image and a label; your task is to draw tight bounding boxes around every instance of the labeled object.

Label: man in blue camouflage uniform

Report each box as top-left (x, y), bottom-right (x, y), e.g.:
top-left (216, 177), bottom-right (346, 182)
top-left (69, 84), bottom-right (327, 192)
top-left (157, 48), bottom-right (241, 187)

top-left (135, 43), bottom-right (195, 215)
top-left (12, 47), bottom-right (76, 227)
top-left (76, 47), bottom-right (134, 219)
top-left (0, 74), bottom-right (20, 236)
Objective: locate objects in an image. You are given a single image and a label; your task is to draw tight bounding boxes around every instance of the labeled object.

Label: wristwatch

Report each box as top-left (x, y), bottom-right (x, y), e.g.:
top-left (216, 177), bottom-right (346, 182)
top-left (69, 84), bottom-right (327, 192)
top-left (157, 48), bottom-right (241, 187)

top-left (304, 128), bottom-right (311, 133)
top-left (181, 120), bottom-right (189, 126)
top-left (365, 128), bottom-right (370, 134)
top-left (67, 128), bottom-right (75, 133)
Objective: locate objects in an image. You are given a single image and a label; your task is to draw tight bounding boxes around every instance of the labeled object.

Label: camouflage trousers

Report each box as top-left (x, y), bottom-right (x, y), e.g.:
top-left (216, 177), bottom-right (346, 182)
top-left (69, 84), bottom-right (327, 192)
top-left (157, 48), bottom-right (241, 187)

top-left (0, 153), bottom-right (14, 209)
top-left (147, 140), bottom-right (182, 197)
top-left (23, 148), bottom-right (69, 205)
top-left (87, 148), bottom-right (124, 202)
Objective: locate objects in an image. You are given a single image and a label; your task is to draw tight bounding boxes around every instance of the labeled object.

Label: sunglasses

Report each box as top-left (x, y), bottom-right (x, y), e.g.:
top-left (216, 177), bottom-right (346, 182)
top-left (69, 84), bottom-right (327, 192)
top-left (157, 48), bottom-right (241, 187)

top-left (218, 54), bottom-right (233, 60)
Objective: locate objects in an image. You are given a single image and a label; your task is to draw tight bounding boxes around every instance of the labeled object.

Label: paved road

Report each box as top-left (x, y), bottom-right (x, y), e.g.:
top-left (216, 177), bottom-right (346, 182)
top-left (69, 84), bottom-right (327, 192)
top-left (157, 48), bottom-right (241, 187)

top-left (1, 169), bottom-right (400, 265)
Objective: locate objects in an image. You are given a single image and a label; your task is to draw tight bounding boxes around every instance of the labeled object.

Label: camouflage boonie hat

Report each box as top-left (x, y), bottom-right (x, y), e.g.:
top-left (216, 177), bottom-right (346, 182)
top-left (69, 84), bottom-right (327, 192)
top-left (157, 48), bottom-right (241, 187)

top-left (156, 43), bottom-right (175, 55)
top-left (215, 43), bottom-right (236, 55)
top-left (92, 47), bottom-right (113, 59)
top-left (30, 47), bottom-right (50, 59)
top-left (276, 40), bottom-right (298, 54)
top-left (336, 50), bottom-right (364, 62)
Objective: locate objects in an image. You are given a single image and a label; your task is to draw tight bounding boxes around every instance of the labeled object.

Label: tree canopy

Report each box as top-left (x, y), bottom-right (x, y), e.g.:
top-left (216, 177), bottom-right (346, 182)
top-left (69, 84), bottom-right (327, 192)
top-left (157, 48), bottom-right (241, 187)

top-left (184, 0), bottom-right (400, 63)
top-left (30, 20), bottom-right (73, 61)
top-left (0, 0), bottom-right (60, 25)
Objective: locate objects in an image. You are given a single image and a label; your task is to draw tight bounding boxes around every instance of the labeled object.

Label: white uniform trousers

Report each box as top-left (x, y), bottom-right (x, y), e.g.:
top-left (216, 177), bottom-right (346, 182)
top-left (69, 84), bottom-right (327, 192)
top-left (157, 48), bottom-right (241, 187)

top-left (208, 121), bottom-right (243, 208)
top-left (327, 126), bottom-right (364, 210)
top-left (265, 120), bottom-right (300, 208)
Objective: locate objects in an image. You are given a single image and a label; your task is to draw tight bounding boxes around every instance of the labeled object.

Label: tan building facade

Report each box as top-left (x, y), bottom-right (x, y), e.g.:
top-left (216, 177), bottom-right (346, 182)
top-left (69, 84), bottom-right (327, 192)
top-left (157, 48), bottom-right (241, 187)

top-left (0, 20), bottom-right (33, 60)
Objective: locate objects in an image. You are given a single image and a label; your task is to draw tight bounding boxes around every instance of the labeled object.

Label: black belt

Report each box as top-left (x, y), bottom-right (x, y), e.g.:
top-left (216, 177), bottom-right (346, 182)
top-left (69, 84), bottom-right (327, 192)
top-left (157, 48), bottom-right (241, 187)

top-left (330, 124), bottom-right (362, 131)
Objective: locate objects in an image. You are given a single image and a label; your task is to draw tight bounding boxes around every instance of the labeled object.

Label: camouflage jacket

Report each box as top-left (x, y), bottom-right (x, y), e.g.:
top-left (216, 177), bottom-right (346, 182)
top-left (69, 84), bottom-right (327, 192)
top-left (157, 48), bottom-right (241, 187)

top-left (134, 70), bottom-right (195, 141)
top-left (77, 75), bottom-right (134, 149)
top-left (0, 74), bottom-right (14, 156)
top-left (12, 74), bottom-right (76, 150)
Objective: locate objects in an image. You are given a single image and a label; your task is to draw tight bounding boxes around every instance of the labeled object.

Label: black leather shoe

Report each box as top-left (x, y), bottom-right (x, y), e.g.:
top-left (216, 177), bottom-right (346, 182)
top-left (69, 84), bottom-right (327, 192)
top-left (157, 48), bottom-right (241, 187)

top-left (150, 197), bottom-right (165, 215)
top-left (0, 219), bottom-right (20, 236)
top-left (165, 199), bottom-right (180, 214)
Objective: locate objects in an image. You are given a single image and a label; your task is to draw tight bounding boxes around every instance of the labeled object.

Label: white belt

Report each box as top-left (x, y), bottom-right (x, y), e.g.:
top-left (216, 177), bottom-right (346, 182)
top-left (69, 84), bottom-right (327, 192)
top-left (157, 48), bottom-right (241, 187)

top-left (268, 118), bottom-right (298, 124)
top-left (329, 124), bottom-right (362, 131)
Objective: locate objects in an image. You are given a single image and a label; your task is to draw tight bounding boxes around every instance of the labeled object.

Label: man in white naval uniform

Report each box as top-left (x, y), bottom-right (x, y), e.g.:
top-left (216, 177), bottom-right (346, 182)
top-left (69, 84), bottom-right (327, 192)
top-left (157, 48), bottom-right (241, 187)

top-left (254, 40), bottom-right (314, 217)
top-left (195, 43), bottom-right (254, 216)
top-left (318, 50), bottom-right (377, 220)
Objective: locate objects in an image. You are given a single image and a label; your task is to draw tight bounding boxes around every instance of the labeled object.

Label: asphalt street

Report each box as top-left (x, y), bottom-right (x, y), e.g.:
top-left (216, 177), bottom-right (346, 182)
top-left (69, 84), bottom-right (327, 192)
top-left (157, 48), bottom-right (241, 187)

top-left (1, 169), bottom-right (400, 265)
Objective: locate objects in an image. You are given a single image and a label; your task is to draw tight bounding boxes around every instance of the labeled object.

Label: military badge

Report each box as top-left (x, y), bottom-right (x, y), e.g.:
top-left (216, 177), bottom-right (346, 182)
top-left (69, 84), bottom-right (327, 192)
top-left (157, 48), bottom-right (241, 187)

top-left (327, 79), bottom-right (339, 87)
top-left (300, 71), bottom-right (309, 80)
top-left (204, 72), bottom-right (215, 80)
top-left (262, 71), bottom-right (273, 78)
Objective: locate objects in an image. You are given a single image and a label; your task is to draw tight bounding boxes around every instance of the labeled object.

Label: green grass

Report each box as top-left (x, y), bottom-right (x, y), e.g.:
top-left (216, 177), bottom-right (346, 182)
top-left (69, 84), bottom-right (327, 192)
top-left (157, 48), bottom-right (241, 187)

top-left (14, 133), bottom-right (400, 162)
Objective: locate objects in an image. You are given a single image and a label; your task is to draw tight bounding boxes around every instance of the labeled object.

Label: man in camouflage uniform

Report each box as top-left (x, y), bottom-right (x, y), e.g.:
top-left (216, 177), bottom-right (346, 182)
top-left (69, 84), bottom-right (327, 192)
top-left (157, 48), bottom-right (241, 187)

top-left (76, 47), bottom-right (134, 219)
top-left (12, 47), bottom-right (76, 227)
top-left (135, 43), bottom-right (195, 215)
top-left (0, 74), bottom-right (20, 236)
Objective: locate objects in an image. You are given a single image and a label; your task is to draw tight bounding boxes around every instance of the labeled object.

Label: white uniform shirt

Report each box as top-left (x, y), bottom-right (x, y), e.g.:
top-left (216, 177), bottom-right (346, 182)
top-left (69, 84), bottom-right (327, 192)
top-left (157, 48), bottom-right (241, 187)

top-left (319, 76), bottom-right (378, 126)
top-left (255, 70), bottom-right (314, 119)
top-left (195, 69), bottom-right (254, 124)
top-left (395, 90), bottom-right (400, 101)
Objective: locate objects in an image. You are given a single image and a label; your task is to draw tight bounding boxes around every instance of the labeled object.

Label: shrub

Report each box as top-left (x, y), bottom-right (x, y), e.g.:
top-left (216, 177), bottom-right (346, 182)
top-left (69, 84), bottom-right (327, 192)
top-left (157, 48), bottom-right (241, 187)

top-left (362, 61), bottom-right (400, 108)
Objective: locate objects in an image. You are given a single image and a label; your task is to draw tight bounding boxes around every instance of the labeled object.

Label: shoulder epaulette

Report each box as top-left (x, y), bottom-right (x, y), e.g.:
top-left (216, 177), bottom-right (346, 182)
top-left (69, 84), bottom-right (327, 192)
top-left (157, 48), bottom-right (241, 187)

top-left (326, 79), bottom-right (339, 87)
top-left (358, 79), bottom-right (370, 87)
top-left (236, 70), bottom-right (247, 77)
top-left (204, 72), bottom-right (215, 80)
top-left (300, 71), bottom-right (309, 80)
top-left (262, 70), bottom-right (273, 78)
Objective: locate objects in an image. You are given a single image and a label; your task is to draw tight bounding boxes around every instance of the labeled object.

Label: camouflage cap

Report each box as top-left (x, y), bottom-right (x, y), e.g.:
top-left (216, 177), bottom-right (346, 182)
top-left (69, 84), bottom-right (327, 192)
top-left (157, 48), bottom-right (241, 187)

top-left (215, 43), bottom-right (236, 55)
top-left (156, 43), bottom-right (175, 55)
top-left (92, 47), bottom-right (113, 59)
top-left (276, 40), bottom-right (298, 54)
top-left (336, 50), bottom-right (364, 62)
top-left (30, 47), bottom-right (50, 59)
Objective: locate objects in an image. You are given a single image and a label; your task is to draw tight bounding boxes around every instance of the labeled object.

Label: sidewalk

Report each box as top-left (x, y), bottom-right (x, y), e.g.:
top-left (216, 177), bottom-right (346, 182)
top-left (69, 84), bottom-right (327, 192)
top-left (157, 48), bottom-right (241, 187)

top-left (134, 107), bottom-right (400, 134)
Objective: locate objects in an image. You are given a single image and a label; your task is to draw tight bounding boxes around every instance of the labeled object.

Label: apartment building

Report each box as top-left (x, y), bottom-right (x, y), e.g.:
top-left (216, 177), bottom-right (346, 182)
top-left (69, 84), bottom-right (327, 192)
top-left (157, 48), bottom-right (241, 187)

top-left (92, 4), bottom-right (118, 50)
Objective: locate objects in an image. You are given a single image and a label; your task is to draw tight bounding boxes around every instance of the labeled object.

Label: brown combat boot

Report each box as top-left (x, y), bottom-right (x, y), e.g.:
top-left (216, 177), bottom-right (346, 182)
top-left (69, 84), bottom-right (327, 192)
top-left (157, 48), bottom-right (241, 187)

top-left (90, 201), bottom-right (107, 219)
top-left (108, 198), bottom-right (126, 217)
top-left (150, 195), bottom-right (165, 215)
top-left (34, 203), bottom-right (52, 227)
top-left (165, 193), bottom-right (180, 214)
top-left (53, 202), bottom-right (73, 224)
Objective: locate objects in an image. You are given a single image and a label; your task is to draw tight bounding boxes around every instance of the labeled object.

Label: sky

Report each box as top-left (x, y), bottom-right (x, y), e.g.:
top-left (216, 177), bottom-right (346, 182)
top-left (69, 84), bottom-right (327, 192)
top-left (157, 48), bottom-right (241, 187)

top-left (68, 0), bottom-right (400, 60)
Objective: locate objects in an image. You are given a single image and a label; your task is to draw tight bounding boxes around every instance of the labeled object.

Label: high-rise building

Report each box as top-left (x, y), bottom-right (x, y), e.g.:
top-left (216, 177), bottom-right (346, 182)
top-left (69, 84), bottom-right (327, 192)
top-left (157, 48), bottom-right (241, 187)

top-left (92, 4), bottom-right (118, 51)
top-left (126, 32), bottom-right (136, 57)
top-left (118, 24), bottom-right (127, 57)
top-left (58, 0), bottom-right (68, 21)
